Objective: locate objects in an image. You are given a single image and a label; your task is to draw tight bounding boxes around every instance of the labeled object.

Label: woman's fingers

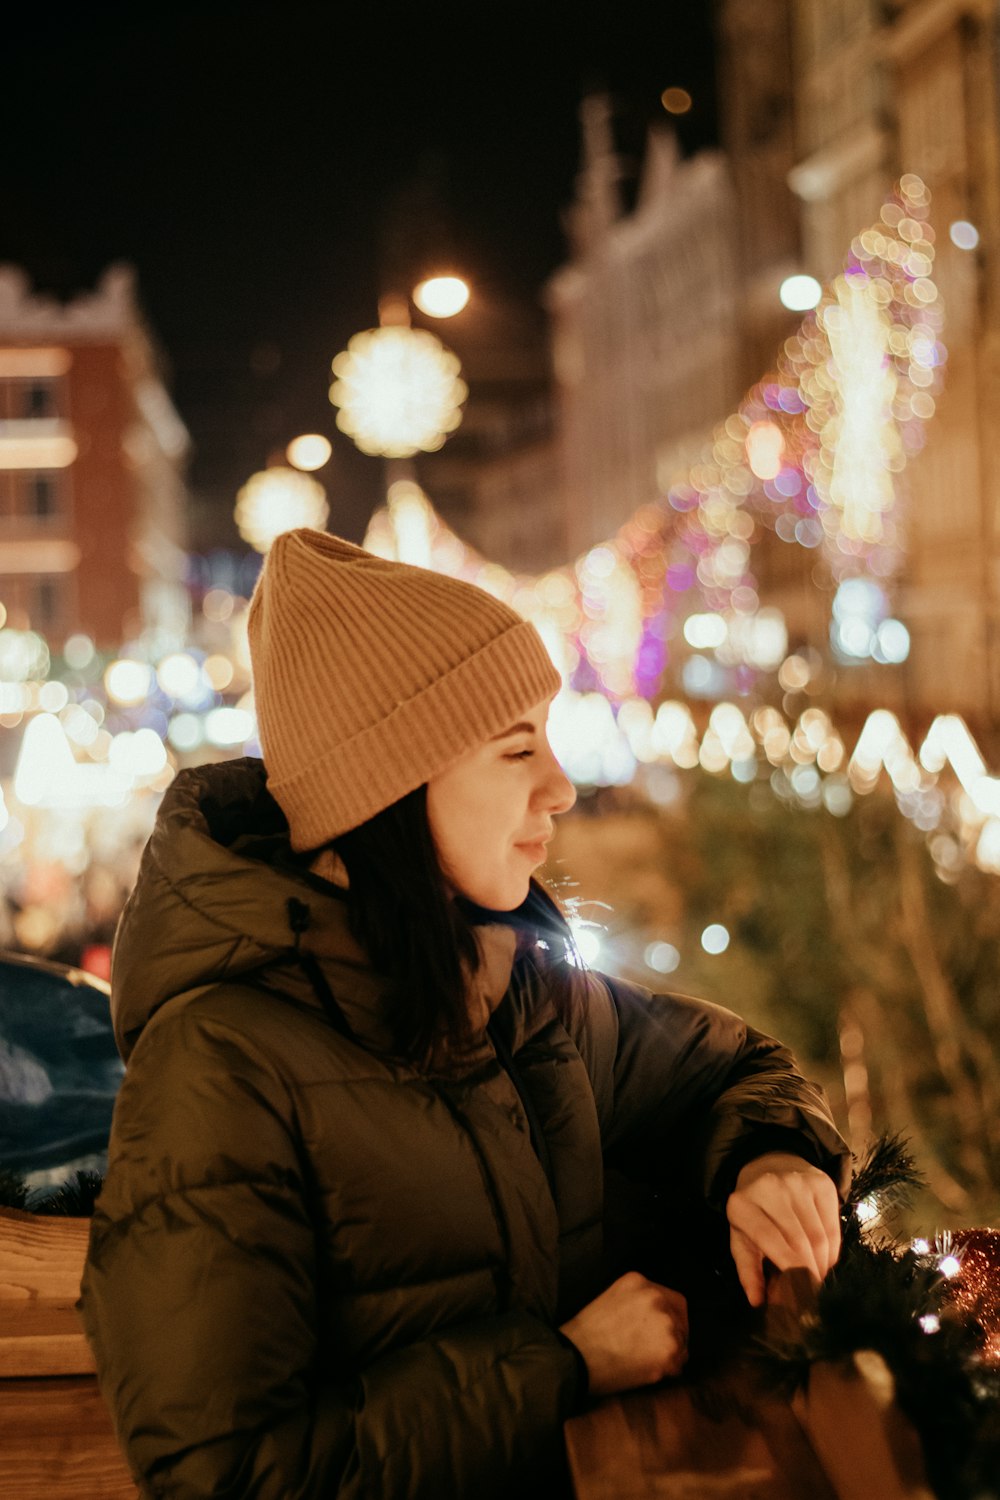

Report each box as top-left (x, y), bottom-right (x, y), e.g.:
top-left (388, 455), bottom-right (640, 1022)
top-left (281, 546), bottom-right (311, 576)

top-left (729, 1224), bottom-right (766, 1306)
top-left (796, 1175), bottom-right (841, 1276)
top-left (726, 1156), bottom-right (845, 1302)
top-left (727, 1188), bottom-right (822, 1281)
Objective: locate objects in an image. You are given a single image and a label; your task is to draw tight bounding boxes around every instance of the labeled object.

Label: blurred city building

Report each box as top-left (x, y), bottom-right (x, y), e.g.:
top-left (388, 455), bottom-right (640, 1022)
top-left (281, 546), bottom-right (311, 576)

top-left (0, 265), bottom-right (190, 651)
top-left (720, 0), bottom-right (1000, 725)
top-left (546, 96), bottom-right (745, 559)
top-left (528, 2), bottom-right (1000, 725)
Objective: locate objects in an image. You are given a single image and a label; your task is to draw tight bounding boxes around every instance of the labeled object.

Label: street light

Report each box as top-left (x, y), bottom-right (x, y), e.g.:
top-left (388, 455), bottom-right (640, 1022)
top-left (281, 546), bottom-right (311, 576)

top-left (412, 275), bottom-right (470, 319)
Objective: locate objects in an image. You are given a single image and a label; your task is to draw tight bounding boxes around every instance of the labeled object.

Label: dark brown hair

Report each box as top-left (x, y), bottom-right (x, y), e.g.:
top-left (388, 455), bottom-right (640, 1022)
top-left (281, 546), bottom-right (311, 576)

top-left (331, 783), bottom-right (579, 1063)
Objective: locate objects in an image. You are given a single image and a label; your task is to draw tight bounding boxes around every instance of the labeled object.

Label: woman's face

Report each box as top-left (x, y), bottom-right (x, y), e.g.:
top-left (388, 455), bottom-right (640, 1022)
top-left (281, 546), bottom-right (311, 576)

top-left (426, 695), bottom-right (577, 910)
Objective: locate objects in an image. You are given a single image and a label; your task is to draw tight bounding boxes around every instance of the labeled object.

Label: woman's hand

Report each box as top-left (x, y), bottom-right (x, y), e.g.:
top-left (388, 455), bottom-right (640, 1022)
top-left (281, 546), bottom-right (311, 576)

top-left (726, 1151), bottom-right (841, 1307)
top-left (559, 1271), bottom-right (689, 1397)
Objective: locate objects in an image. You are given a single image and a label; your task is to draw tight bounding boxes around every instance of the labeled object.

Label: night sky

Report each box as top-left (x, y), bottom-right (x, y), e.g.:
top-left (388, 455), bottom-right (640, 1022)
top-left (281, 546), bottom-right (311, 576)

top-left (5, 2), bottom-right (717, 549)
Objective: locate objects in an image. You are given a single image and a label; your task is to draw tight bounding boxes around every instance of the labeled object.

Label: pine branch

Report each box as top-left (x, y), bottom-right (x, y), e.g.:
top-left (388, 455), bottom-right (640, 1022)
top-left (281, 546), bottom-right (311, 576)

top-left (0, 1168), bottom-right (29, 1211)
top-left (32, 1169), bottom-right (104, 1217)
top-left (755, 1142), bottom-right (1000, 1500)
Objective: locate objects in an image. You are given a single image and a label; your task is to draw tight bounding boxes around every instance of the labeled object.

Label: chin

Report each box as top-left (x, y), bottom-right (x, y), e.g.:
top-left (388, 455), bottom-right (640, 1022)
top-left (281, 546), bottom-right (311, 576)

top-left (463, 875), bottom-right (531, 912)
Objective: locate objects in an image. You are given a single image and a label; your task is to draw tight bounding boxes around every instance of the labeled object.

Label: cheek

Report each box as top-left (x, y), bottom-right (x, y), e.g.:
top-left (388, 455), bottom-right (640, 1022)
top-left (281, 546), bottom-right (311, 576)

top-left (426, 773), bottom-right (528, 902)
top-left (427, 779), bottom-right (488, 860)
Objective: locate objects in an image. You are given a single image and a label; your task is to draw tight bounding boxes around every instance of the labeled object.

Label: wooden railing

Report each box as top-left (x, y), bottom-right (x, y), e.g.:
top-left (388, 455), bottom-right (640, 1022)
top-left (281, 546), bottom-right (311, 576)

top-left (0, 1207), bottom-right (137, 1499)
top-left (1, 1208), bottom-right (934, 1500)
top-left (565, 1268), bottom-right (935, 1500)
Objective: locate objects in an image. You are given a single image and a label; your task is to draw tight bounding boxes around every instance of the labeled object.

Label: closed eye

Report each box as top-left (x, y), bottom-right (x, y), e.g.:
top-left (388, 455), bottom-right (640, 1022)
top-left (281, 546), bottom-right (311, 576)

top-left (504, 749), bottom-right (534, 761)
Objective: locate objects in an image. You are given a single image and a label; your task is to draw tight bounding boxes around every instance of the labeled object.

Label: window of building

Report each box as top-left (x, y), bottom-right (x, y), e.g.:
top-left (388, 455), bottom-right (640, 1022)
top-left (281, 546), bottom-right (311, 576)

top-left (27, 472), bottom-right (58, 519)
top-left (23, 381), bottom-right (56, 418)
top-left (33, 577), bottom-right (61, 634)
top-left (0, 375), bottom-right (65, 420)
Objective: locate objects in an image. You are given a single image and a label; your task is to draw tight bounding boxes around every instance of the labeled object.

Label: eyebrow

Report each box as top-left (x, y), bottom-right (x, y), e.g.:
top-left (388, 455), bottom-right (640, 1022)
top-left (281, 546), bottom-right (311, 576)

top-left (490, 721), bottom-right (537, 740)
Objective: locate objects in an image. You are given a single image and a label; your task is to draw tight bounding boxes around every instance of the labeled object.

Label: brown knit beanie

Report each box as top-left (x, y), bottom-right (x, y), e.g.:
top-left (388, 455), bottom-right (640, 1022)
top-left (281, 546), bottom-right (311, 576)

top-left (247, 529), bottom-right (561, 849)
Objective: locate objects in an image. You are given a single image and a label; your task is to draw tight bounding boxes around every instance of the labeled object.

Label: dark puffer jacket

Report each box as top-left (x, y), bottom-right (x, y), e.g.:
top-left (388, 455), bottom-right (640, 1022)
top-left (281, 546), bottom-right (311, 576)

top-left (80, 759), bottom-right (849, 1499)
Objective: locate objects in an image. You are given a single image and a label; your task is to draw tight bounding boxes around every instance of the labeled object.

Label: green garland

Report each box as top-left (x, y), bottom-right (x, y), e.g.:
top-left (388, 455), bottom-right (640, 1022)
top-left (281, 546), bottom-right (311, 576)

top-left (0, 1167), bottom-right (104, 1217)
top-left (757, 1135), bottom-right (1000, 1500)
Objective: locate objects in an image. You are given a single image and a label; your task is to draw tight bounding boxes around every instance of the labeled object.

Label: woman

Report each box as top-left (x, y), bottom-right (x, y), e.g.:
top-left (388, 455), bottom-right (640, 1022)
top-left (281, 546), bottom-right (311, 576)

top-left (81, 529), bottom-right (849, 1499)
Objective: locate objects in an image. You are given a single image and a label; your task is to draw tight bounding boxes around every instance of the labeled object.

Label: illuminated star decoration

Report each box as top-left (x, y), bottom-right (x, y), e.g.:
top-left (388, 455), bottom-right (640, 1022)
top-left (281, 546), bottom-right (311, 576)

top-left (329, 325), bottom-right (467, 457)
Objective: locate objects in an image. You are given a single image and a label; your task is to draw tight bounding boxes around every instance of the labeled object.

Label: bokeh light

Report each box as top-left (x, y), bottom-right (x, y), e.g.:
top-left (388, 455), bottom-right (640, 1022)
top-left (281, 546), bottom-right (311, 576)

top-left (234, 466), bottom-right (329, 553)
top-left (570, 922), bottom-right (603, 967)
top-left (286, 433), bottom-right (332, 471)
top-left (949, 220), bottom-right (980, 251)
top-left (412, 276), bottom-right (470, 319)
top-left (701, 924), bottom-right (731, 955)
top-left (63, 634), bottom-right (95, 670)
top-left (645, 941), bottom-right (680, 974)
top-left (156, 653), bottom-right (202, 701)
top-left (779, 274), bottom-right (822, 311)
top-left (330, 325), bottom-right (467, 457)
top-left (104, 659), bottom-right (152, 706)
top-left (660, 87), bottom-right (692, 115)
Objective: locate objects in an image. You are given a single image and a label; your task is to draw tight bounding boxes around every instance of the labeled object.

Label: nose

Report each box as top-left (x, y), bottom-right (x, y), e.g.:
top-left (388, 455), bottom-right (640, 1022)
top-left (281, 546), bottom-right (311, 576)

top-left (539, 744), bottom-right (577, 816)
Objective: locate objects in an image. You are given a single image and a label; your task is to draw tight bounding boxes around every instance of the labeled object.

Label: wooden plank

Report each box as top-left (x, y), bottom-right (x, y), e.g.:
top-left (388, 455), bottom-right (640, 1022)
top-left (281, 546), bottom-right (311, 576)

top-left (794, 1351), bottom-right (935, 1500)
top-left (767, 1268), bottom-right (934, 1499)
top-left (0, 1206), bottom-right (94, 1377)
top-left (0, 1326), bottom-right (95, 1377)
top-left (0, 1207), bottom-right (91, 1300)
top-left (0, 1378), bottom-right (138, 1499)
top-left (565, 1361), bottom-right (838, 1500)
top-left (0, 1209), bottom-right (135, 1493)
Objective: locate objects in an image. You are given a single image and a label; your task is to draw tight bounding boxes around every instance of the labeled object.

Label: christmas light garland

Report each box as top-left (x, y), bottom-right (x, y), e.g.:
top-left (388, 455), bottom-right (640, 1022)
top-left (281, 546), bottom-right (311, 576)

top-left (757, 1136), bottom-right (1000, 1500)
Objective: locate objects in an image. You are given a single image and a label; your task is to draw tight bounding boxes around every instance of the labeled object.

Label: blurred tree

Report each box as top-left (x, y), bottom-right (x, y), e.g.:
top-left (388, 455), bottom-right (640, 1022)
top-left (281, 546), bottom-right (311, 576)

top-left (552, 774), bottom-right (1000, 1227)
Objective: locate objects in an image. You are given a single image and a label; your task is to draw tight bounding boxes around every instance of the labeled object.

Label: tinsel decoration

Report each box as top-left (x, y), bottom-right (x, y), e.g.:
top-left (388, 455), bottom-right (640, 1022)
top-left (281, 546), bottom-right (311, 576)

top-left (923, 1227), bottom-right (1000, 1367)
top-left (757, 1134), bottom-right (1000, 1500)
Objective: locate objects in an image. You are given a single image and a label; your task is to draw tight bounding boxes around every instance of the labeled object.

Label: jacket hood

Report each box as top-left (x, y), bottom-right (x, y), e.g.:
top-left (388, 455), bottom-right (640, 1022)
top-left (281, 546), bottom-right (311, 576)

top-left (111, 758), bottom-right (517, 1064)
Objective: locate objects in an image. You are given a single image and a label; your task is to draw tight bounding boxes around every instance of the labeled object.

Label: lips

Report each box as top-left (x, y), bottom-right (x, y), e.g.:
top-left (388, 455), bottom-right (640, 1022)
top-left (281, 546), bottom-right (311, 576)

top-left (515, 837), bottom-right (551, 862)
